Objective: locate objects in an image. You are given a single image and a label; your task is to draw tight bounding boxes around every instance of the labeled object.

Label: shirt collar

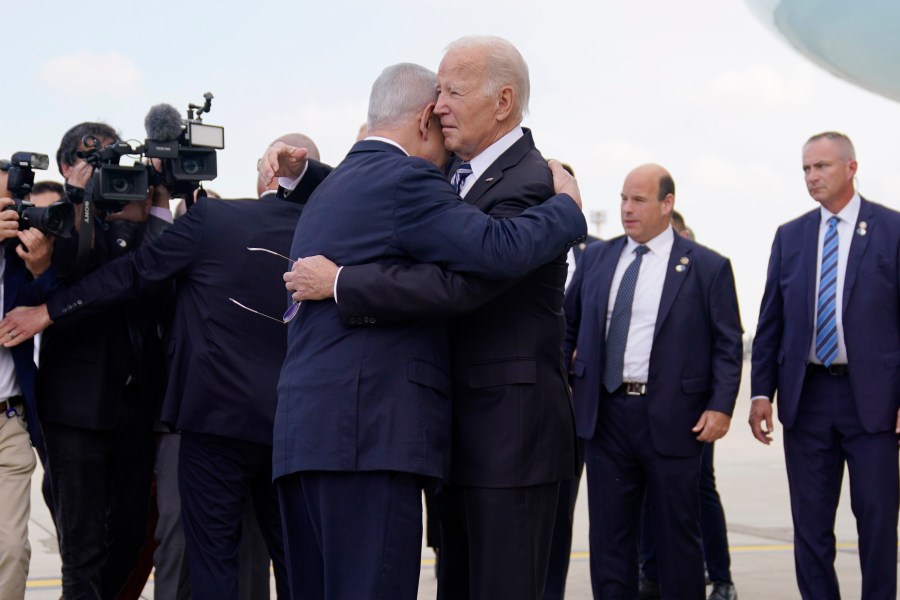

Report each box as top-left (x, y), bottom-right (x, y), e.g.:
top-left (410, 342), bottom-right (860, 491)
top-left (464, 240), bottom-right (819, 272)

top-left (467, 126), bottom-right (524, 179)
top-left (626, 225), bottom-right (675, 257)
top-left (819, 192), bottom-right (860, 227)
top-left (364, 136), bottom-right (409, 156)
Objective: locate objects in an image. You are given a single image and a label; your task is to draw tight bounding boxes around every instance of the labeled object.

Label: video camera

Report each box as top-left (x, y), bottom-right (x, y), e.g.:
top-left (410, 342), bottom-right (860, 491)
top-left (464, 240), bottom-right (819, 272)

top-left (75, 92), bottom-right (225, 213)
top-left (0, 152), bottom-right (75, 238)
top-left (77, 139), bottom-right (150, 213)
top-left (144, 92), bottom-right (225, 198)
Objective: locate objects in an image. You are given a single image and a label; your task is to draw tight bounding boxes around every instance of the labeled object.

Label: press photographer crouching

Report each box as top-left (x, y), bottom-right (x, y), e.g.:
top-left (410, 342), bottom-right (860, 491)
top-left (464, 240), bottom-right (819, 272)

top-left (39, 121), bottom-right (173, 600)
top-left (0, 153), bottom-right (63, 599)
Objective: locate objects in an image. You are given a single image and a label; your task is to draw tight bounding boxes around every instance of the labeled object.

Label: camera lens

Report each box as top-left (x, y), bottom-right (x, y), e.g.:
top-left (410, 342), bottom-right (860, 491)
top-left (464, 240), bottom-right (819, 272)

top-left (45, 210), bottom-right (62, 232)
top-left (109, 176), bottom-right (132, 194)
top-left (180, 157), bottom-right (204, 175)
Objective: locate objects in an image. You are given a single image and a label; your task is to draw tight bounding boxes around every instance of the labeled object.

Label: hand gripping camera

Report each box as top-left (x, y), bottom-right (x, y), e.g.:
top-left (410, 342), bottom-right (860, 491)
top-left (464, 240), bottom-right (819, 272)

top-left (0, 152), bottom-right (75, 237)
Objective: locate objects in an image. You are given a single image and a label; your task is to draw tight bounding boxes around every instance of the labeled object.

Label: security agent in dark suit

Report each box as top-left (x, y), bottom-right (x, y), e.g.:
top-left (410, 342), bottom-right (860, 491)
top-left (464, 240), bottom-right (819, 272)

top-left (267, 61), bottom-right (585, 600)
top-left (0, 152), bottom-right (331, 599)
top-left (750, 132), bottom-right (900, 600)
top-left (283, 36), bottom-right (583, 600)
top-left (15, 121), bottom-right (172, 600)
top-left (638, 212), bottom-right (738, 600)
top-left (564, 164), bottom-right (743, 599)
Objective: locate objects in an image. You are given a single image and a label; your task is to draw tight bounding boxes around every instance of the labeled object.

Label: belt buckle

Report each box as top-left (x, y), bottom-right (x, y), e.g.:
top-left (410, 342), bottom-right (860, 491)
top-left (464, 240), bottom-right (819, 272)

top-left (624, 382), bottom-right (646, 396)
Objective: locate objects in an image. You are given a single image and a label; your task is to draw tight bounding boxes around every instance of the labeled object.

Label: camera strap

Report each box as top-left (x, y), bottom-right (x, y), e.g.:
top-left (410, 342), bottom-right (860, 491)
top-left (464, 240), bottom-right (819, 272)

top-left (71, 198), bottom-right (94, 281)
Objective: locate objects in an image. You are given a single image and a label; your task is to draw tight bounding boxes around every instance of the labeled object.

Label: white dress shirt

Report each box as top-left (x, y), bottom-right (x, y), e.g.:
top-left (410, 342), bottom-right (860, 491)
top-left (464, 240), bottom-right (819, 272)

top-left (606, 227), bottom-right (675, 384)
top-left (808, 193), bottom-right (860, 365)
top-left (456, 127), bottom-right (524, 198)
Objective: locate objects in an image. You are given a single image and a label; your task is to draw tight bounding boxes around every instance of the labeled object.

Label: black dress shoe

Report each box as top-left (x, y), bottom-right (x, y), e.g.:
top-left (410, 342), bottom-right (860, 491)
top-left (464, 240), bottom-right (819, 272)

top-left (708, 581), bottom-right (737, 600)
top-left (638, 578), bottom-right (661, 600)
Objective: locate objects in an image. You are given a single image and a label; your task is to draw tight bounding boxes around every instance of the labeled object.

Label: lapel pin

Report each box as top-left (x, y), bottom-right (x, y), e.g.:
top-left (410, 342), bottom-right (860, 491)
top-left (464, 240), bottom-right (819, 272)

top-left (680, 257), bottom-right (690, 265)
top-left (484, 177), bottom-right (494, 182)
top-left (675, 264), bottom-right (686, 272)
top-left (857, 221), bottom-right (868, 236)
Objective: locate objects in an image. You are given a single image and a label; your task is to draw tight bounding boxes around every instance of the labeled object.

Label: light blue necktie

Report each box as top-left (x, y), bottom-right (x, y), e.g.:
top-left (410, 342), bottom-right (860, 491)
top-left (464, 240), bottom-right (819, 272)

top-left (603, 245), bottom-right (650, 393)
top-left (815, 216), bottom-right (840, 366)
top-left (450, 162), bottom-right (473, 194)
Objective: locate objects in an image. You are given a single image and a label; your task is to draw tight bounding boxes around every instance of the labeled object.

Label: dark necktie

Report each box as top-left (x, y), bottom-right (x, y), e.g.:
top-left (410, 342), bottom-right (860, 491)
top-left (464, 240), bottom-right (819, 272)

top-left (450, 162), bottom-right (473, 194)
top-left (603, 245), bottom-right (650, 393)
top-left (815, 216), bottom-right (840, 366)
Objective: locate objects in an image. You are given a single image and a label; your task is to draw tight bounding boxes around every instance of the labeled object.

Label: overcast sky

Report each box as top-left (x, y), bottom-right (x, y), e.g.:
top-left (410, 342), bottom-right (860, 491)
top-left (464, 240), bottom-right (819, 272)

top-left (3, 0), bottom-right (898, 332)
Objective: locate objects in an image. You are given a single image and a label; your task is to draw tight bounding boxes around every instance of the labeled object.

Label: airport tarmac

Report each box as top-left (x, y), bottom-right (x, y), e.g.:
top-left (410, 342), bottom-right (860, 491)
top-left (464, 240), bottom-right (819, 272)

top-left (24, 362), bottom-right (898, 598)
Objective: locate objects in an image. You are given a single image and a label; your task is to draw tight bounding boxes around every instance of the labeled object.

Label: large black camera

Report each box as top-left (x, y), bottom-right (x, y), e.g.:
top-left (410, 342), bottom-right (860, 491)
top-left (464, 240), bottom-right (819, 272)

top-left (0, 152), bottom-right (75, 238)
top-left (77, 139), bottom-right (150, 213)
top-left (143, 92), bottom-right (224, 198)
top-left (72, 93), bottom-right (224, 210)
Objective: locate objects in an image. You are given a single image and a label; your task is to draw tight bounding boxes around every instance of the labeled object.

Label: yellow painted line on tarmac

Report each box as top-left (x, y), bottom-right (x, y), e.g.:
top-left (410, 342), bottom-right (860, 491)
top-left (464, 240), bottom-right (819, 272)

top-left (26, 577), bottom-right (61, 588)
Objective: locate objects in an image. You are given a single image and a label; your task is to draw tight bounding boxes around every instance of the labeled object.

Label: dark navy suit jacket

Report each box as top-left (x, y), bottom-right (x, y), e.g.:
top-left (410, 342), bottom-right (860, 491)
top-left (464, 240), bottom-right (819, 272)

top-left (751, 197), bottom-right (900, 432)
top-left (564, 231), bottom-right (744, 457)
top-left (3, 247), bottom-right (59, 454)
top-left (45, 163), bottom-right (330, 446)
top-left (274, 139), bottom-right (586, 481)
top-left (330, 130), bottom-right (583, 487)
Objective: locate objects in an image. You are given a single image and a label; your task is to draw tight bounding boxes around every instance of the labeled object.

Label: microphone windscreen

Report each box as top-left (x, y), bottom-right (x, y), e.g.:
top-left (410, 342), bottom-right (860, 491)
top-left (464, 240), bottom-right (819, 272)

top-left (144, 104), bottom-right (183, 141)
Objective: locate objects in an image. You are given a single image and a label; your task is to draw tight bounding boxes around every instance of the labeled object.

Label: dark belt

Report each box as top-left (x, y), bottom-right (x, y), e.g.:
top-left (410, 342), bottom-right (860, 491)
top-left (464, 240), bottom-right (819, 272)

top-left (806, 363), bottom-right (849, 377)
top-left (2, 395), bottom-right (24, 417)
top-left (620, 382), bottom-right (647, 396)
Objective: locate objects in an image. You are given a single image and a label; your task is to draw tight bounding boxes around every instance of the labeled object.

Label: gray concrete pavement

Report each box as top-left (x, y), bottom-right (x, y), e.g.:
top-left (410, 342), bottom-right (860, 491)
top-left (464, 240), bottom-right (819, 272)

top-left (24, 361), bottom-right (898, 598)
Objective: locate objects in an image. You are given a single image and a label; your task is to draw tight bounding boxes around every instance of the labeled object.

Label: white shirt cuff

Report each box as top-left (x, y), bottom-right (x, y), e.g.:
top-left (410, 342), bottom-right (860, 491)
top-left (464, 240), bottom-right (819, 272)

top-left (278, 162), bottom-right (310, 192)
top-left (333, 266), bottom-right (343, 303)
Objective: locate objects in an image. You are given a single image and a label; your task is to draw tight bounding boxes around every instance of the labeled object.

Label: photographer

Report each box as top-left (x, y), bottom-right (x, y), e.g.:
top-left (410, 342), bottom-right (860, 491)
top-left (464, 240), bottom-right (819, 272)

top-left (37, 121), bottom-right (173, 600)
top-left (0, 164), bottom-right (60, 599)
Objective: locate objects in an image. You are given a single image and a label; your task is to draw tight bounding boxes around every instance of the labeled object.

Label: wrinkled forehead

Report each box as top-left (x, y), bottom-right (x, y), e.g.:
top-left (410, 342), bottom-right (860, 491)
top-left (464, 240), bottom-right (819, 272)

top-left (438, 48), bottom-right (485, 82)
top-left (802, 139), bottom-right (843, 165)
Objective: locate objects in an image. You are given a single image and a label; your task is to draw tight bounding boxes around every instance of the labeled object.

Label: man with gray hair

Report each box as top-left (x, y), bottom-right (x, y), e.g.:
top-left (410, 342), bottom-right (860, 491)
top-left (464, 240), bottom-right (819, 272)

top-left (280, 36), bottom-right (580, 600)
top-left (266, 61), bottom-right (586, 599)
top-left (751, 131), bottom-right (900, 599)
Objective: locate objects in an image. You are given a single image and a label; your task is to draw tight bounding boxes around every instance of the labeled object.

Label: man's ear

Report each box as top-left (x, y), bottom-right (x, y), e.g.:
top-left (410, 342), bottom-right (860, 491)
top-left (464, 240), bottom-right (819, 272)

top-left (419, 102), bottom-right (437, 140)
top-left (495, 86), bottom-right (515, 122)
top-left (61, 163), bottom-right (73, 180)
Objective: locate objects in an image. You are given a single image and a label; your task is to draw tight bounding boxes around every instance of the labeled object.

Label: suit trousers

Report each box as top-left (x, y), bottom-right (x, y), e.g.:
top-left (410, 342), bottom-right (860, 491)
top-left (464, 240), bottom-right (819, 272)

top-left (277, 470), bottom-right (424, 600)
top-left (436, 480), bottom-right (560, 600)
top-left (585, 390), bottom-right (704, 600)
top-left (784, 370), bottom-right (898, 600)
top-left (178, 432), bottom-right (287, 600)
top-left (543, 439), bottom-right (584, 600)
top-left (640, 441), bottom-right (733, 584)
top-left (43, 391), bottom-right (155, 600)
top-left (152, 432), bottom-right (190, 600)
top-left (0, 411), bottom-right (35, 600)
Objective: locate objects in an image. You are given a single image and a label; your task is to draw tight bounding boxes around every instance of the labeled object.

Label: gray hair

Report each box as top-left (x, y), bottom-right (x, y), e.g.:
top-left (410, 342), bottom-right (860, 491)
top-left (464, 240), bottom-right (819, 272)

top-left (367, 63), bottom-right (438, 130)
top-left (446, 35), bottom-right (530, 118)
top-left (805, 131), bottom-right (856, 161)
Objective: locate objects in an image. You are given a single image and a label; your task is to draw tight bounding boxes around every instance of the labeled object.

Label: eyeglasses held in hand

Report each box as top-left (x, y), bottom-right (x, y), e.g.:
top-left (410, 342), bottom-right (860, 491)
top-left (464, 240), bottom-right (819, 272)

top-left (228, 247), bottom-right (301, 324)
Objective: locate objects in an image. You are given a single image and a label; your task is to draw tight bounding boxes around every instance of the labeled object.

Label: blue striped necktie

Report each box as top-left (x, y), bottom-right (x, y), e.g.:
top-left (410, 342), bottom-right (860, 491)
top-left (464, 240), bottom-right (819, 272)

top-left (815, 216), bottom-right (840, 366)
top-left (451, 162), bottom-right (473, 194)
top-left (603, 244), bottom-right (650, 393)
